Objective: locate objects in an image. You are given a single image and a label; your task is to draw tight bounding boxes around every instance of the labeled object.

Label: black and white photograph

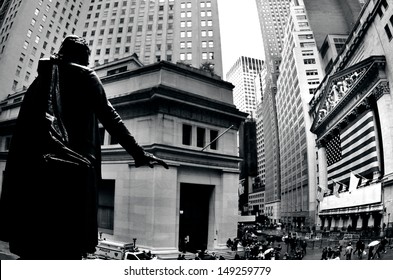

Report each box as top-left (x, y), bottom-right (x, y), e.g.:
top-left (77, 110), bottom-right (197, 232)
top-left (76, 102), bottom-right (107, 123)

top-left (0, 0), bottom-right (392, 279)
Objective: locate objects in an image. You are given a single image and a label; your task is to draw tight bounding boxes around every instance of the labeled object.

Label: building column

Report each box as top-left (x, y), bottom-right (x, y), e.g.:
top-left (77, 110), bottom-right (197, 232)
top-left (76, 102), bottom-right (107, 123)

top-left (356, 215), bottom-right (363, 229)
top-left (317, 215), bottom-right (323, 230)
top-left (368, 214), bottom-right (375, 228)
top-left (330, 217), bottom-right (336, 230)
top-left (374, 83), bottom-right (393, 175)
top-left (317, 144), bottom-right (328, 190)
top-left (338, 216), bottom-right (344, 230)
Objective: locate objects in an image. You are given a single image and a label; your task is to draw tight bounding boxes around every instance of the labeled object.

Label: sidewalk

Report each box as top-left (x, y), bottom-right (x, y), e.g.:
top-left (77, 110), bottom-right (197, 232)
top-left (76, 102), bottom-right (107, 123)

top-left (302, 246), bottom-right (393, 260)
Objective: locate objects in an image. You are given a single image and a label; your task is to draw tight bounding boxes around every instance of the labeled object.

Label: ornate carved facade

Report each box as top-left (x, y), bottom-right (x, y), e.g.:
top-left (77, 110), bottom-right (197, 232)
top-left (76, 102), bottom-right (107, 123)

top-left (309, 0), bottom-right (393, 233)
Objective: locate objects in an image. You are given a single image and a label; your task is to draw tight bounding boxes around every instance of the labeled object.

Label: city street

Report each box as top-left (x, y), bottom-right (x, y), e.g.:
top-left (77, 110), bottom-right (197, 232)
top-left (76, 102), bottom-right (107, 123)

top-left (2, 237), bottom-right (393, 260)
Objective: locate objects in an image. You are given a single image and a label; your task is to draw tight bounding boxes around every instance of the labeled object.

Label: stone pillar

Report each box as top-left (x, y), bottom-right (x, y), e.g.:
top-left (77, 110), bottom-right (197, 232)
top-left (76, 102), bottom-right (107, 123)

top-left (318, 145), bottom-right (328, 190)
top-left (356, 215), bottom-right (363, 229)
top-left (338, 216), bottom-right (343, 230)
top-left (330, 217), bottom-right (336, 230)
top-left (368, 214), bottom-right (375, 228)
top-left (317, 215), bottom-right (322, 229)
top-left (375, 83), bottom-right (393, 175)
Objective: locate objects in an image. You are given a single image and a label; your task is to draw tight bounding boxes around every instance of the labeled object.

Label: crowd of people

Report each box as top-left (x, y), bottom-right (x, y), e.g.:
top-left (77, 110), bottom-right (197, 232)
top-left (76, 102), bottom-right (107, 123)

top-left (177, 223), bottom-right (390, 260)
top-left (320, 236), bottom-right (390, 260)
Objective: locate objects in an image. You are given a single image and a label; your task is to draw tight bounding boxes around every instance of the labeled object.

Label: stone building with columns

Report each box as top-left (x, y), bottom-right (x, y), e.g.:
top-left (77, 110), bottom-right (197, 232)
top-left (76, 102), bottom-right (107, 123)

top-left (309, 0), bottom-right (393, 233)
top-left (0, 55), bottom-right (247, 257)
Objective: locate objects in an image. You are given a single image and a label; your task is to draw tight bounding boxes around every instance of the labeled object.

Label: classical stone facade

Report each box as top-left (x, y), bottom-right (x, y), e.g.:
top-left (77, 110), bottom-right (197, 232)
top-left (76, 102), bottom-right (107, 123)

top-left (309, 0), bottom-right (393, 233)
top-left (0, 56), bottom-right (247, 257)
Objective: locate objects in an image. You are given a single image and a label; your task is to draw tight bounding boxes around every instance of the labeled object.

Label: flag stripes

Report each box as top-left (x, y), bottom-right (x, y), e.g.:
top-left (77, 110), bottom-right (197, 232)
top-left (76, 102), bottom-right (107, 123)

top-left (326, 111), bottom-right (379, 189)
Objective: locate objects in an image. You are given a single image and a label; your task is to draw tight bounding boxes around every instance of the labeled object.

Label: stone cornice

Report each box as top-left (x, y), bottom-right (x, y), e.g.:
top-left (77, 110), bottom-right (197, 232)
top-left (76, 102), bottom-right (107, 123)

top-left (311, 56), bottom-right (387, 137)
top-left (309, 0), bottom-right (385, 111)
top-left (100, 60), bottom-right (232, 89)
top-left (102, 143), bottom-right (241, 170)
top-left (109, 85), bottom-right (248, 127)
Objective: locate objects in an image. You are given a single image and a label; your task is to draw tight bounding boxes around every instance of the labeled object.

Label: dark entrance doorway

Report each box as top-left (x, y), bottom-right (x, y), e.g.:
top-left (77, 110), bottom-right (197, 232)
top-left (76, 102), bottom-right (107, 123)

top-left (179, 183), bottom-right (214, 253)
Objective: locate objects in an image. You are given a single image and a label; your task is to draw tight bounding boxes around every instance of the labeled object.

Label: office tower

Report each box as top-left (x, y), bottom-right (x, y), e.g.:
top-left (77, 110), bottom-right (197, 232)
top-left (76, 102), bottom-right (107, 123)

top-left (255, 73), bottom-right (265, 186)
top-left (300, 0), bottom-right (363, 74)
top-left (256, 0), bottom-right (364, 227)
top-left (255, 0), bottom-right (290, 71)
top-left (256, 66), bottom-right (281, 224)
top-left (0, 0), bottom-right (12, 28)
top-left (81, 0), bottom-right (223, 77)
top-left (255, 0), bottom-right (290, 223)
top-left (0, 0), bottom-right (85, 100)
top-left (226, 56), bottom-right (264, 118)
top-left (275, 1), bottom-right (324, 229)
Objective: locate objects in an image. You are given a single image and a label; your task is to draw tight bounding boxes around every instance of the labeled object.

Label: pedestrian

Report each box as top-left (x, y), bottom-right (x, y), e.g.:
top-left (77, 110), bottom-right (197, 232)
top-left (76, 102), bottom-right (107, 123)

top-left (244, 245), bottom-right (251, 259)
top-left (368, 246), bottom-right (375, 260)
top-left (0, 35), bottom-right (168, 260)
top-left (327, 247), bottom-right (334, 260)
top-left (301, 239), bottom-right (307, 255)
top-left (226, 238), bottom-right (233, 249)
top-left (353, 239), bottom-right (364, 259)
top-left (321, 247), bottom-right (328, 260)
top-left (380, 237), bottom-right (388, 254)
top-left (344, 242), bottom-right (353, 260)
top-left (373, 244), bottom-right (382, 259)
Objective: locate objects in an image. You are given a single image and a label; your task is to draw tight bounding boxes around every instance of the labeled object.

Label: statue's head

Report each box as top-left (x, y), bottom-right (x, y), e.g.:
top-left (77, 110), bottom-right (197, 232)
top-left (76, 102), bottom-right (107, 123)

top-left (57, 35), bottom-right (91, 66)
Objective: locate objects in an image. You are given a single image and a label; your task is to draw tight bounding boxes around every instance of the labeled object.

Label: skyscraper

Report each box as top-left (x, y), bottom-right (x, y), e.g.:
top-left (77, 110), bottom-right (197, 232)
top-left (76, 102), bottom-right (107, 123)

top-left (226, 56), bottom-right (264, 118)
top-left (0, 0), bottom-right (224, 101)
top-left (81, 0), bottom-right (223, 77)
top-left (275, 1), bottom-right (323, 229)
top-left (276, 0), bottom-right (363, 229)
top-left (0, 0), bottom-right (85, 100)
top-left (255, 0), bottom-right (289, 70)
top-left (255, 0), bottom-right (290, 223)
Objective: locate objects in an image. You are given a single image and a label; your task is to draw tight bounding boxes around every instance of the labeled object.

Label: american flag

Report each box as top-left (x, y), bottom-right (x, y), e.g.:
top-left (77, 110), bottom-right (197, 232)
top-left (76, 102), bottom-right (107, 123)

top-left (326, 110), bottom-right (380, 190)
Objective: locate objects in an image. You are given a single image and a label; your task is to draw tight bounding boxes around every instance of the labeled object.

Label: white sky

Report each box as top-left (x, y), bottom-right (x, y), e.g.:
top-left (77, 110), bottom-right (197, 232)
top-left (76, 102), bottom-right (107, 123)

top-left (217, 0), bottom-right (265, 78)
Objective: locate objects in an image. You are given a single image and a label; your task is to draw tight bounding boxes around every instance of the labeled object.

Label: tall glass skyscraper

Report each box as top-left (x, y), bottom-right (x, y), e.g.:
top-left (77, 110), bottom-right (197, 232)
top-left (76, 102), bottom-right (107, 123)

top-left (81, 0), bottom-right (223, 77)
top-left (0, 0), bottom-right (85, 99)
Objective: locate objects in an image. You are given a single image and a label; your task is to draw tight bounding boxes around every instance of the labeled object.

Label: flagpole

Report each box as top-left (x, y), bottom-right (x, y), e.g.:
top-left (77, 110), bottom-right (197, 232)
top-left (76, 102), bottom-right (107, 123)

top-left (201, 125), bottom-right (234, 152)
top-left (350, 170), bottom-right (367, 180)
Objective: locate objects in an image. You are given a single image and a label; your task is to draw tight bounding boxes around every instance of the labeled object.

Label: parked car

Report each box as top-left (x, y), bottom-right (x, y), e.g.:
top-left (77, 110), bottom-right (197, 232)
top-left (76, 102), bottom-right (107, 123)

top-left (124, 251), bottom-right (152, 260)
top-left (94, 240), bottom-right (152, 260)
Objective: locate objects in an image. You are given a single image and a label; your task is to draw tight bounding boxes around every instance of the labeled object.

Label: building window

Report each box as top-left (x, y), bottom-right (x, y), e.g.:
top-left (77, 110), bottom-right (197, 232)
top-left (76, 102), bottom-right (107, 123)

top-left (304, 58), bottom-right (316, 64)
top-left (15, 65), bottom-right (21, 76)
top-left (197, 127), bottom-right (205, 148)
top-left (12, 80), bottom-right (18, 91)
top-left (210, 130), bottom-right (218, 150)
top-left (182, 124), bottom-right (192, 145)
